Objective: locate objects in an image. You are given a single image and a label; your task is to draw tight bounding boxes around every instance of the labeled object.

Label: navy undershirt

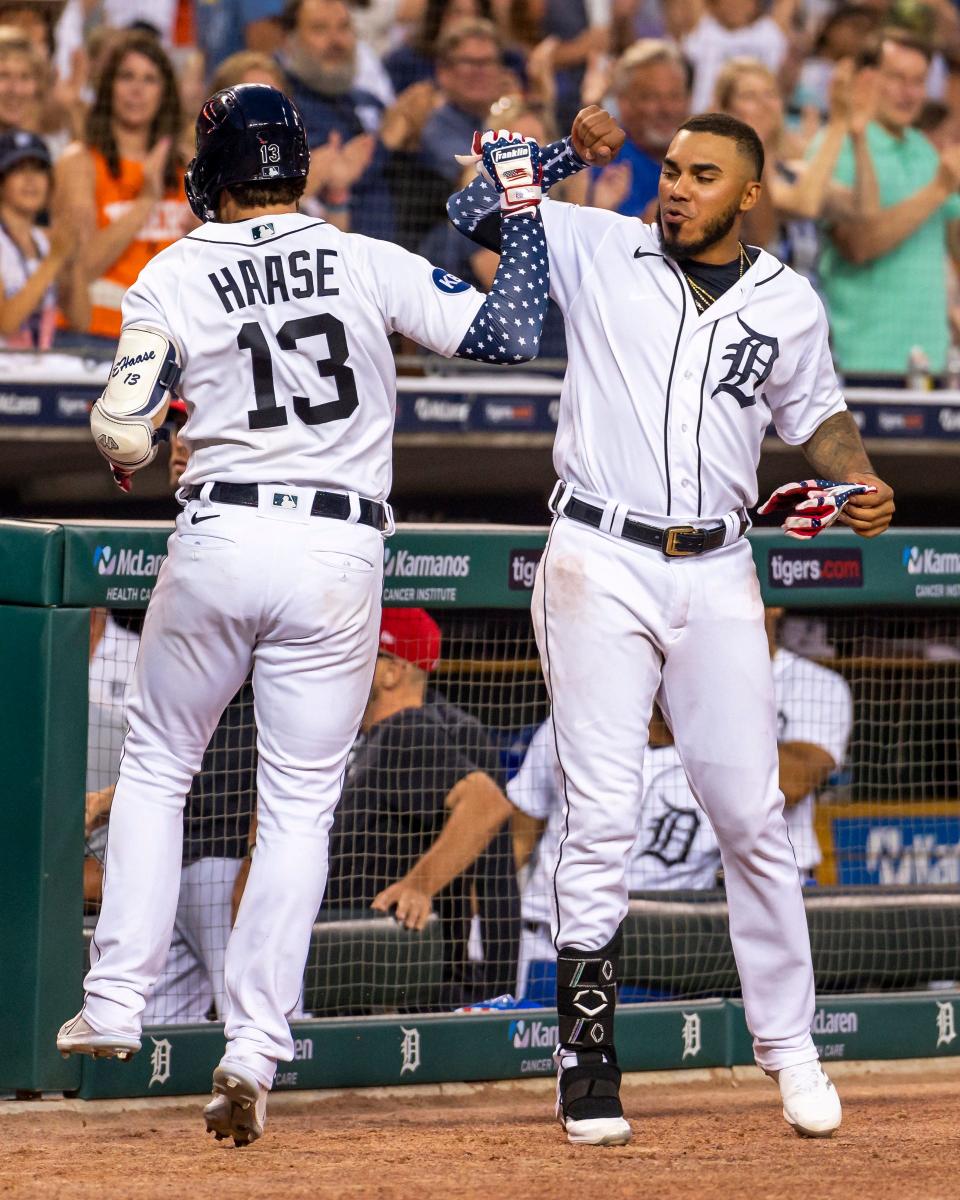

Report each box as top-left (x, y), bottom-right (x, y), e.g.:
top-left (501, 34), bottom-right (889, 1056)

top-left (678, 244), bottom-right (760, 309)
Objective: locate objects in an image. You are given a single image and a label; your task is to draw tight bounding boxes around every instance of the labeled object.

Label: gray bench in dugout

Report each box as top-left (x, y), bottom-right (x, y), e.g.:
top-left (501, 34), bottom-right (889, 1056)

top-left (81, 909), bottom-right (447, 1018)
top-left (622, 887), bottom-right (960, 996)
top-left (303, 909), bottom-right (446, 1016)
top-left (82, 887), bottom-right (960, 1018)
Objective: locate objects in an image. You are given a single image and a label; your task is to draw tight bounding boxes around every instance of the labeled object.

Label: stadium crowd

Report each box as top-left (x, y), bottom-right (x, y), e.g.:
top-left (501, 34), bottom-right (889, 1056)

top-left (1, 0), bottom-right (960, 377)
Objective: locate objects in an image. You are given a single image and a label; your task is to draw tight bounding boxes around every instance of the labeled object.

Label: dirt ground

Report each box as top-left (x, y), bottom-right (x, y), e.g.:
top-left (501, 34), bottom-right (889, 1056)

top-left (2, 1066), bottom-right (956, 1200)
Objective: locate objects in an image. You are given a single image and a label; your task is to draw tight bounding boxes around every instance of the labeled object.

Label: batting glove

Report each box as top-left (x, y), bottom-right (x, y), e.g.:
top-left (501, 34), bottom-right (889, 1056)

top-left (111, 466), bottom-right (134, 493)
top-left (455, 129), bottom-right (543, 216)
top-left (758, 478), bottom-right (877, 540)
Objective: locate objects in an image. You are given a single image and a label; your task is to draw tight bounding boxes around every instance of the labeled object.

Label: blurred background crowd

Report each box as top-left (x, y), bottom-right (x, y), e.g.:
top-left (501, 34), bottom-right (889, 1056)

top-left (2, 0), bottom-right (960, 382)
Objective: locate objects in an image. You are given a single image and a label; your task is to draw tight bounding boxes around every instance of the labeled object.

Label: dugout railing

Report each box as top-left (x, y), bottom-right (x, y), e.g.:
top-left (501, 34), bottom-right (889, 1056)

top-left (3, 520), bottom-right (960, 1099)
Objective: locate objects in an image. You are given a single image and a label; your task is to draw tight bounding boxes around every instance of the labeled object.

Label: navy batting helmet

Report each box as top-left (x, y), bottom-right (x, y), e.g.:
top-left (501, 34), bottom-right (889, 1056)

top-left (185, 84), bottom-right (309, 222)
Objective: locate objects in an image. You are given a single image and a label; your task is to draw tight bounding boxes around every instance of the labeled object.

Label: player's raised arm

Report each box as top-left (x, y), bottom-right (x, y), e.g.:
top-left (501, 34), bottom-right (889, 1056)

top-left (371, 132), bottom-right (550, 363)
top-left (448, 106), bottom-right (625, 252)
top-left (452, 132), bottom-right (548, 363)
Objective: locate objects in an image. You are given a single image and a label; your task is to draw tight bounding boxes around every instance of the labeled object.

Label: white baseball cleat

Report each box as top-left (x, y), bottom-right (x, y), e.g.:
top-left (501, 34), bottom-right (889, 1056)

top-left (203, 1064), bottom-right (268, 1148)
top-left (774, 1060), bottom-right (842, 1138)
top-left (562, 1114), bottom-right (634, 1146)
top-left (556, 1060), bottom-right (633, 1146)
top-left (56, 1013), bottom-right (141, 1061)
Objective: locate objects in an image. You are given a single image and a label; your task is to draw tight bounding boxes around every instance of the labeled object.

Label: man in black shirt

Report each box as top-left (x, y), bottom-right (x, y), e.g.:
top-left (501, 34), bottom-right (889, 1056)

top-left (325, 608), bottom-right (521, 1008)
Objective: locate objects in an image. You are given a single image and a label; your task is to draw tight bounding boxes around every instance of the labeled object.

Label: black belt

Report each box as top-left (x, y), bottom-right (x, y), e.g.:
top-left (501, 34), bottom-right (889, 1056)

top-left (562, 495), bottom-right (746, 557)
top-left (182, 483), bottom-right (388, 531)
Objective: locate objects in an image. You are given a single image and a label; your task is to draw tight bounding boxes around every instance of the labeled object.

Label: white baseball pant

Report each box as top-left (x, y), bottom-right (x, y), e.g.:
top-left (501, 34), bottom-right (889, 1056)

top-left (83, 493), bottom-right (382, 1087)
top-left (532, 515), bottom-right (817, 1072)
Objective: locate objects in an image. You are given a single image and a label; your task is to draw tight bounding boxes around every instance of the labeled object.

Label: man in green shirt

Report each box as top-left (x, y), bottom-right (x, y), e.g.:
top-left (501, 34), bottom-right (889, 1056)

top-left (818, 29), bottom-right (960, 376)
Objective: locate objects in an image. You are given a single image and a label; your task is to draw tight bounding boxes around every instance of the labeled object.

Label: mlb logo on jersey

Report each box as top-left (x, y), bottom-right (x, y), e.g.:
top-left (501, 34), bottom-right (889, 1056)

top-left (273, 493), bottom-right (299, 509)
top-left (252, 223), bottom-right (275, 241)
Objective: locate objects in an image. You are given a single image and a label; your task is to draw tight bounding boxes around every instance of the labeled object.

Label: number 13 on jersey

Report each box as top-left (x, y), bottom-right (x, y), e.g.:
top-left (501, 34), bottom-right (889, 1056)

top-left (237, 314), bottom-right (359, 431)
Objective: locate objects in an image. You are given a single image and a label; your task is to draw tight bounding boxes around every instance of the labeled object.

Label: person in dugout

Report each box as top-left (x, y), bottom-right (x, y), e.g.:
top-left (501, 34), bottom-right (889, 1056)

top-left (323, 607), bottom-right (521, 1009)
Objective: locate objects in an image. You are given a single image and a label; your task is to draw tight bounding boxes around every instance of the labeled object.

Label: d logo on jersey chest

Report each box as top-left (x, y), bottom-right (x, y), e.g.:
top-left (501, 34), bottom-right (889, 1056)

top-left (713, 316), bottom-right (779, 409)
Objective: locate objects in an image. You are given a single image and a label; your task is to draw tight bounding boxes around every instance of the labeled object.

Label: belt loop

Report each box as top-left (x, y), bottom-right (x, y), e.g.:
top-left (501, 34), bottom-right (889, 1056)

top-left (721, 507), bottom-right (749, 547)
top-left (382, 500), bottom-right (396, 536)
top-left (345, 491), bottom-right (361, 524)
top-left (548, 480), bottom-right (567, 515)
top-left (599, 500), bottom-right (629, 537)
top-left (199, 481), bottom-right (215, 507)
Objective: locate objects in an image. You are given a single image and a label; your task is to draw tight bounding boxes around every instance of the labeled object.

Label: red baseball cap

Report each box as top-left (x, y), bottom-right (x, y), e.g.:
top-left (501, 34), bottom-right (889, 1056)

top-left (379, 608), bottom-right (442, 672)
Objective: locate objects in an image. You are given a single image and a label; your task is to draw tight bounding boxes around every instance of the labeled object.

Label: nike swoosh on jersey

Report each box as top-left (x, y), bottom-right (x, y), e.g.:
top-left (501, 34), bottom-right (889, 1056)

top-left (190, 512), bottom-right (220, 524)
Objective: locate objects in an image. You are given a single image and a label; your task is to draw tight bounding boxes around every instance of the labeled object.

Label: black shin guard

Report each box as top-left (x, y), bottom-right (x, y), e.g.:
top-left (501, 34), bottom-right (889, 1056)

top-left (556, 929), bottom-right (621, 1055)
top-left (556, 931), bottom-right (623, 1122)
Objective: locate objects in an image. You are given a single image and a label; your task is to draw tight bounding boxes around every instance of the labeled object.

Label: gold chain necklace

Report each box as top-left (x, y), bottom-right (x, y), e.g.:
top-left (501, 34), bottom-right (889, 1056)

top-left (684, 243), bottom-right (750, 314)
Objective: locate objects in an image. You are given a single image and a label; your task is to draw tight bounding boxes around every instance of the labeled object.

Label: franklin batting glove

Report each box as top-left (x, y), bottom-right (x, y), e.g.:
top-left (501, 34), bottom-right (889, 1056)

top-left (456, 129), bottom-right (543, 216)
top-left (758, 478), bottom-right (876, 540)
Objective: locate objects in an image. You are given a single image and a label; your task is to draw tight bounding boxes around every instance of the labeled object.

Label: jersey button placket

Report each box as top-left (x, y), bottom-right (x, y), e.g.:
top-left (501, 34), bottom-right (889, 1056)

top-left (671, 350), bottom-right (700, 512)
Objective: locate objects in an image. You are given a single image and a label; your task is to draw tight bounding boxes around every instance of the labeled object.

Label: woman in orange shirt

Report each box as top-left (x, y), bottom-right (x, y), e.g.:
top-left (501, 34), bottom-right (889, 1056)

top-left (55, 31), bottom-right (193, 343)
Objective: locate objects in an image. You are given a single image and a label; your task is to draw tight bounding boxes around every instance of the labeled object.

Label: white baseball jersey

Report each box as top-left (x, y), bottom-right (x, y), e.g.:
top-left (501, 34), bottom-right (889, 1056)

top-left (774, 647), bottom-right (853, 871)
top-left (508, 723), bottom-right (721, 929)
top-left (539, 198), bottom-right (846, 520)
top-left (121, 212), bottom-right (485, 499)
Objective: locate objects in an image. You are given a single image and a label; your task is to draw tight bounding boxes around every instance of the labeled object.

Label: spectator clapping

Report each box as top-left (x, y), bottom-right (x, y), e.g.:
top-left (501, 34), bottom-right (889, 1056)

top-left (54, 31), bottom-right (191, 343)
top-left (0, 130), bottom-right (81, 346)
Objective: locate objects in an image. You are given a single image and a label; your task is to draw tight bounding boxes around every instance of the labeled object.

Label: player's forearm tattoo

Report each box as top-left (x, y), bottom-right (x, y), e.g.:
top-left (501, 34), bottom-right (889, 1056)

top-left (454, 212), bottom-right (549, 363)
top-left (447, 136), bottom-right (585, 252)
top-left (802, 410), bottom-right (875, 479)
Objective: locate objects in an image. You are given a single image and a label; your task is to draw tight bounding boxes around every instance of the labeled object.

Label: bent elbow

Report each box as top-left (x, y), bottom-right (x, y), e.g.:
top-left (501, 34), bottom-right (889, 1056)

top-left (845, 242), bottom-right (874, 266)
top-left (830, 231), bottom-right (869, 265)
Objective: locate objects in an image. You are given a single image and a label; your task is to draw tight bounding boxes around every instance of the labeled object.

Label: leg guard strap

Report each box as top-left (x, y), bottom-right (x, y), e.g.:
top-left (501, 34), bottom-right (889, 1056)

top-left (558, 1053), bottom-right (625, 1121)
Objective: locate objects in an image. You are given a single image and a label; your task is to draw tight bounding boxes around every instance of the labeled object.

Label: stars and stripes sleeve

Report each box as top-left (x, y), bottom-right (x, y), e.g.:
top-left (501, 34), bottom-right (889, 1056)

top-left (453, 211), bottom-right (549, 364)
top-left (357, 211), bottom-right (548, 363)
top-left (447, 136), bottom-right (587, 253)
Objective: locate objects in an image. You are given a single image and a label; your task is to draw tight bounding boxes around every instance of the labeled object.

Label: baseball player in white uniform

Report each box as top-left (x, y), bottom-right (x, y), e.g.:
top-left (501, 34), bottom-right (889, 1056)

top-left (451, 108), bottom-right (894, 1144)
top-left (56, 85), bottom-right (550, 1146)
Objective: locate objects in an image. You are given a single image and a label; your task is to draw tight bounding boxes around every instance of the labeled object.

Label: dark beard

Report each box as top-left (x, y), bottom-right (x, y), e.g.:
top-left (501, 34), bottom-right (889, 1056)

top-left (657, 196), bottom-right (742, 261)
